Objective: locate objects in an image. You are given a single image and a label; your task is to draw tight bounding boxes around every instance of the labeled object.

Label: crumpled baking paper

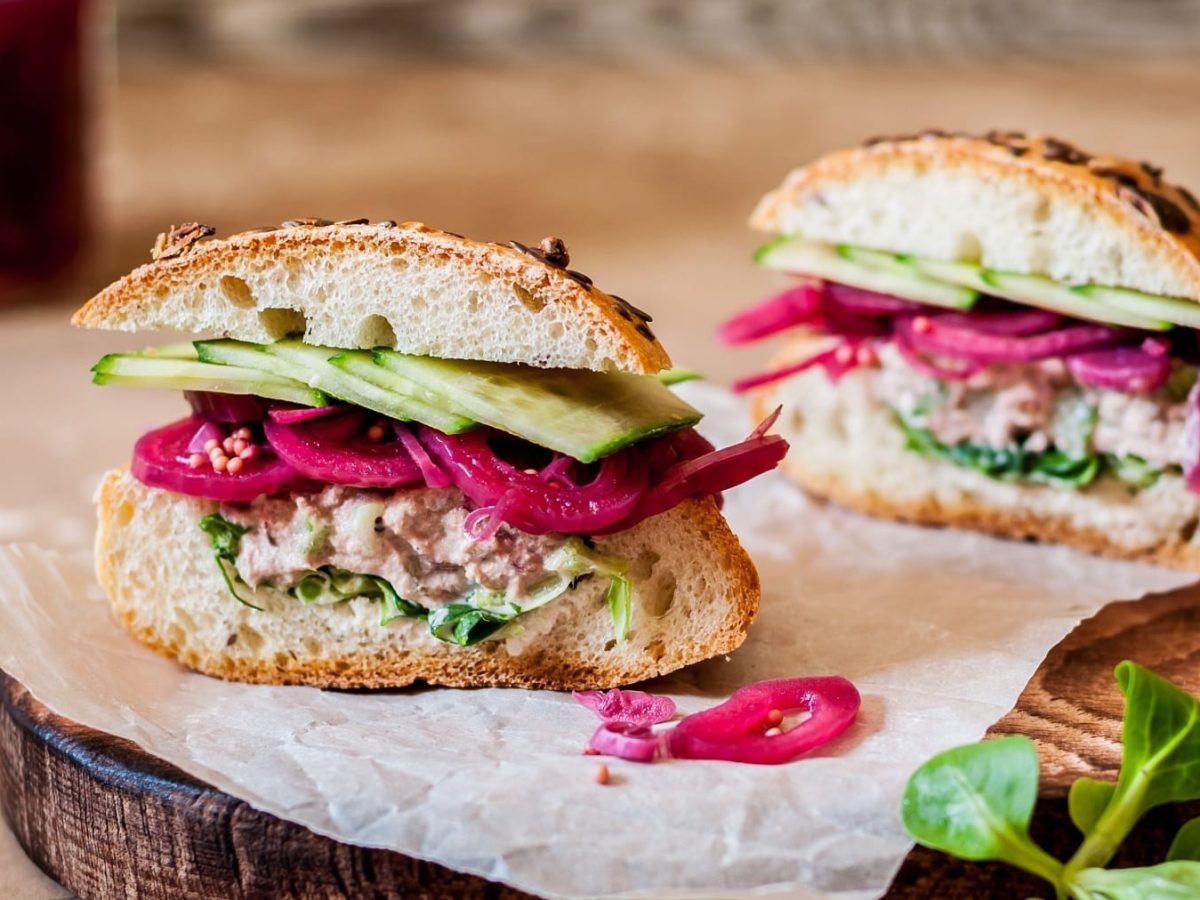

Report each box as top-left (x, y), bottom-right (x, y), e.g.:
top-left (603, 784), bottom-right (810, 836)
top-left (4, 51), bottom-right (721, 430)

top-left (0, 384), bottom-right (1193, 899)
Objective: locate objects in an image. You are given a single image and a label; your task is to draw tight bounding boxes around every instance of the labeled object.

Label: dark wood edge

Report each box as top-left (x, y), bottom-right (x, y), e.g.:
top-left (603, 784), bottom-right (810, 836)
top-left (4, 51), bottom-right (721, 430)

top-left (0, 670), bottom-right (534, 899)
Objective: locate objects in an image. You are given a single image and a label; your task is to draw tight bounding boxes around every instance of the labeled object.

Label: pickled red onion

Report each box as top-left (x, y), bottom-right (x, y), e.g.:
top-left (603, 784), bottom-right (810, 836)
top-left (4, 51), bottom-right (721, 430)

top-left (393, 423), bottom-right (450, 489)
top-left (732, 345), bottom-right (845, 394)
top-left (263, 415), bottom-right (424, 489)
top-left (667, 676), bottom-right (861, 764)
top-left (186, 420), bottom-right (224, 454)
top-left (718, 283), bottom-right (823, 346)
top-left (132, 416), bottom-right (300, 502)
top-left (824, 282), bottom-right (923, 316)
top-left (1066, 346), bottom-right (1172, 394)
top-left (418, 427), bottom-right (648, 535)
top-left (586, 722), bottom-right (664, 763)
top-left (895, 317), bottom-right (1121, 364)
top-left (579, 677), bottom-right (861, 765)
top-left (268, 405), bottom-right (347, 425)
top-left (894, 332), bottom-right (985, 382)
top-left (573, 689), bottom-right (677, 727)
top-left (185, 391), bottom-right (266, 423)
top-left (926, 308), bottom-right (1064, 336)
top-left (463, 504), bottom-right (506, 542)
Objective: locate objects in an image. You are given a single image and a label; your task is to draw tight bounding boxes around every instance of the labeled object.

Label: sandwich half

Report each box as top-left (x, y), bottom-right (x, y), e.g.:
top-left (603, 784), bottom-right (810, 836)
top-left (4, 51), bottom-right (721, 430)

top-left (724, 130), bottom-right (1200, 569)
top-left (75, 220), bottom-right (783, 689)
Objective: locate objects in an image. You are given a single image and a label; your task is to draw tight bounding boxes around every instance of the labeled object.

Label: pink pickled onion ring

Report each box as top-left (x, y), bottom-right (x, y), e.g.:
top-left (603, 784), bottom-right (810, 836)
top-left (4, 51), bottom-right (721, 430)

top-left (268, 404), bottom-right (347, 425)
top-left (132, 417), bottom-right (300, 502)
top-left (824, 282), bottom-right (923, 316)
top-left (926, 308), bottom-right (1064, 336)
top-left (418, 427), bottom-right (648, 535)
top-left (894, 332), bottom-right (985, 381)
top-left (1066, 346), bottom-right (1171, 394)
top-left (393, 423), bottom-right (450, 488)
top-left (185, 391), bottom-right (266, 423)
top-left (733, 345), bottom-right (843, 394)
top-left (1142, 336), bottom-right (1171, 357)
top-left (896, 317), bottom-right (1121, 364)
top-left (185, 420), bottom-right (224, 454)
top-left (667, 676), bottom-right (860, 764)
top-left (599, 416), bottom-right (788, 531)
top-left (586, 722), bottom-right (665, 763)
top-left (573, 689), bottom-right (677, 727)
top-left (718, 283), bottom-right (823, 346)
top-left (539, 455), bottom-right (578, 487)
top-left (751, 405), bottom-right (783, 439)
top-left (463, 503), bottom-right (506, 542)
top-left (263, 414), bottom-right (423, 489)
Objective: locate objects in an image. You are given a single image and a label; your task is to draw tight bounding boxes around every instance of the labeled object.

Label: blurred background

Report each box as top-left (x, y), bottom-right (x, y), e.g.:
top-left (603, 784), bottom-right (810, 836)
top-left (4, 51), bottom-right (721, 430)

top-left (4, 0), bottom-right (1200, 381)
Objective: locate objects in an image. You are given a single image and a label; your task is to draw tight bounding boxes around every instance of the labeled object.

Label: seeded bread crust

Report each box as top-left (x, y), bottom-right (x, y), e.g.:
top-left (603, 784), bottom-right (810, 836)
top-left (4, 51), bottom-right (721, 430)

top-left (95, 469), bottom-right (760, 690)
top-left (72, 221), bottom-right (670, 374)
top-left (750, 131), bottom-right (1200, 301)
top-left (751, 332), bottom-right (1200, 570)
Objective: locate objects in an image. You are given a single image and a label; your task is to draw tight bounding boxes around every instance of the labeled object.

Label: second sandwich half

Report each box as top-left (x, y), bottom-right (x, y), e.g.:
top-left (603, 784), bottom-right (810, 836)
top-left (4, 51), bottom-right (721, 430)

top-left (74, 221), bottom-right (786, 690)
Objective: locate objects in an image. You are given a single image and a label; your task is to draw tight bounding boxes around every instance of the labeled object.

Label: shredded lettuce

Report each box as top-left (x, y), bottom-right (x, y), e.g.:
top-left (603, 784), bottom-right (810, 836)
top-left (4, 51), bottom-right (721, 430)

top-left (1107, 453), bottom-right (1165, 489)
top-left (197, 514), bottom-right (262, 610)
top-left (895, 412), bottom-right (1163, 491)
top-left (290, 565), bottom-right (425, 624)
top-left (427, 537), bottom-right (633, 646)
top-left (198, 519), bottom-right (634, 647)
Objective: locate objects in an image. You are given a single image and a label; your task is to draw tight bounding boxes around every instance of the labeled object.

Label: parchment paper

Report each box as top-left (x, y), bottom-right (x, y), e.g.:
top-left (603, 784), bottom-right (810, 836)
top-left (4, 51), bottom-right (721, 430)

top-left (0, 384), bottom-right (1193, 899)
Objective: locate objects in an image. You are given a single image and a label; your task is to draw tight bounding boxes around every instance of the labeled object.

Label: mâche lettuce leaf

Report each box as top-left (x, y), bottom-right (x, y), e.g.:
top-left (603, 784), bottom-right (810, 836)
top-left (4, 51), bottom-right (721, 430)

top-left (902, 661), bottom-right (1200, 899)
top-left (199, 519), bottom-right (634, 647)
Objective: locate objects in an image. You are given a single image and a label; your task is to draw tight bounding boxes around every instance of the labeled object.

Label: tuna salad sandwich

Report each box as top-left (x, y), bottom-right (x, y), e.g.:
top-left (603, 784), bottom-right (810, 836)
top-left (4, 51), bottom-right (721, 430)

top-left (722, 130), bottom-right (1200, 568)
top-left (75, 219), bottom-right (785, 689)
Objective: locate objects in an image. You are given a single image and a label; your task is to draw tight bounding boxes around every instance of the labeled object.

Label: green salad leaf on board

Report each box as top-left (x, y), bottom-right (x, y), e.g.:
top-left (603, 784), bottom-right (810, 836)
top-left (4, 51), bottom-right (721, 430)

top-left (902, 662), bottom-right (1200, 900)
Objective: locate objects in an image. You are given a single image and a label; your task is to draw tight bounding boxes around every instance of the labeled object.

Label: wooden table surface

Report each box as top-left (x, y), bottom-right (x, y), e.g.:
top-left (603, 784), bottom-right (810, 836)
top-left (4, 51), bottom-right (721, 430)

top-left (5, 60), bottom-right (1200, 897)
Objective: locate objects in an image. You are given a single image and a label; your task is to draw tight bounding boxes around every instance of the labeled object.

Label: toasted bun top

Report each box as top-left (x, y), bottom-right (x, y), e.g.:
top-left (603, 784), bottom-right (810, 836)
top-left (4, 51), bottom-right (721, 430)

top-left (750, 130), bottom-right (1200, 300)
top-left (73, 220), bottom-right (670, 374)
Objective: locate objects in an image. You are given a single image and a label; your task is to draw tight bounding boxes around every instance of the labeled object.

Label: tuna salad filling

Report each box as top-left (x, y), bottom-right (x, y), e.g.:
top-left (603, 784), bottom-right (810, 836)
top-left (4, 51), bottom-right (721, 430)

top-left (197, 484), bottom-right (633, 647)
top-left (874, 343), bottom-right (1197, 489)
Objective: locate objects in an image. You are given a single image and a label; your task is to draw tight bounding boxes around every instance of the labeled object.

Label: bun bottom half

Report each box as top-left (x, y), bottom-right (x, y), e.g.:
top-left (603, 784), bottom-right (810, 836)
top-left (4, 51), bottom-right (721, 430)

top-left (753, 335), bottom-right (1200, 570)
top-left (95, 469), bottom-right (759, 690)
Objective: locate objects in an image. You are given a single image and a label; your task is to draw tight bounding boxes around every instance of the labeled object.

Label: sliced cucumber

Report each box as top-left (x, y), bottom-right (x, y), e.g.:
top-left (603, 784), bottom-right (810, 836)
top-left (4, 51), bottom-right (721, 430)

top-left (196, 339), bottom-right (474, 433)
top-left (756, 236), bottom-right (979, 310)
top-left (1072, 284), bottom-right (1200, 329)
top-left (758, 235), bottom-right (1200, 331)
top-left (326, 350), bottom-right (475, 434)
top-left (903, 256), bottom-right (992, 292)
top-left (656, 367), bottom-right (702, 386)
top-left (373, 351), bottom-right (702, 462)
top-left (140, 342), bottom-right (200, 360)
top-left (981, 271), bottom-right (1171, 331)
top-left (92, 354), bottom-right (328, 406)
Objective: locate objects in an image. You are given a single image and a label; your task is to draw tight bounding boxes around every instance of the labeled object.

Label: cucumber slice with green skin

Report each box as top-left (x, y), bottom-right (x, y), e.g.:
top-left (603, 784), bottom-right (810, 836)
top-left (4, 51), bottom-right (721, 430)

top-left (140, 342), bottom-right (200, 360)
top-left (755, 236), bottom-right (979, 310)
top-left (1072, 284), bottom-right (1200, 329)
top-left (980, 271), bottom-right (1171, 331)
top-left (902, 256), bottom-right (992, 292)
top-left (92, 354), bottom-right (329, 406)
top-left (326, 350), bottom-right (475, 434)
top-left (196, 339), bottom-right (474, 433)
top-left (656, 367), bottom-right (702, 386)
top-left (373, 351), bottom-right (703, 462)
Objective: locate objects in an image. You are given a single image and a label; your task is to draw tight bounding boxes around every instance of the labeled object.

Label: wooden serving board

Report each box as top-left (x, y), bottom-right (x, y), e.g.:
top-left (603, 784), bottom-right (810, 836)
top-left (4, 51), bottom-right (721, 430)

top-left (3, 585), bottom-right (1200, 899)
